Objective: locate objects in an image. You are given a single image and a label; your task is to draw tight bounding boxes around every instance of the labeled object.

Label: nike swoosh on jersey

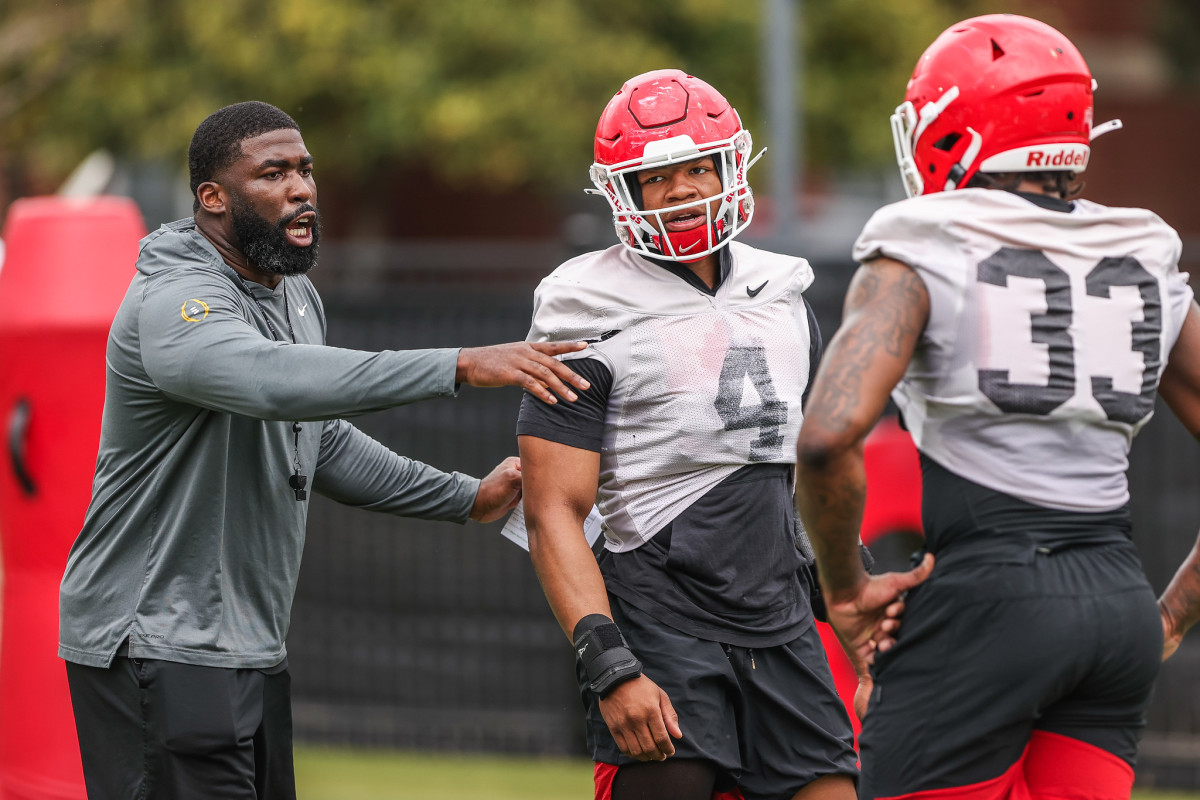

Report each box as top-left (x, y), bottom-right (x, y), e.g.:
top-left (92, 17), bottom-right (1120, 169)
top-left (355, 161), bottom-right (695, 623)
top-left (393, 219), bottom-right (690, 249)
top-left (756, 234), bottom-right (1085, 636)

top-left (583, 329), bottom-right (622, 344)
top-left (298, 303), bottom-right (308, 316)
top-left (747, 281), bottom-right (769, 297)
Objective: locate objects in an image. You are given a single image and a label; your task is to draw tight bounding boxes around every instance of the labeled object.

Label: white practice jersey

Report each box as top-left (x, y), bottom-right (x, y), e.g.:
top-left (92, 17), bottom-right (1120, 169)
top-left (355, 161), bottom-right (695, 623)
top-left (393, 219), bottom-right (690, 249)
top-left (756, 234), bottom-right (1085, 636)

top-left (854, 189), bottom-right (1193, 512)
top-left (528, 242), bottom-right (817, 551)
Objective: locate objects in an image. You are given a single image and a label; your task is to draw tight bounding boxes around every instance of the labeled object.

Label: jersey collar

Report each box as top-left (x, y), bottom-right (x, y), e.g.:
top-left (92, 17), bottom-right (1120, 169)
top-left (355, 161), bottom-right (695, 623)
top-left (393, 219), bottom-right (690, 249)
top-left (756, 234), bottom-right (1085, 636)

top-left (638, 246), bottom-right (732, 296)
top-left (1011, 190), bottom-right (1075, 214)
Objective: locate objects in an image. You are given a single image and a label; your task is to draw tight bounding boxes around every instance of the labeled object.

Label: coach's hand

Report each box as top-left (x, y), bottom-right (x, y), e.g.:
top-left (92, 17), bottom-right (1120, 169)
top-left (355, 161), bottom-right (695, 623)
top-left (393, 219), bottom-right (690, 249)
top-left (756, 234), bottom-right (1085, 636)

top-left (854, 673), bottom-right (873, 722)
top-left (826, 553), bottom-right (935, 668)
top-left (598, 675), bottom-right (682, 762)
top-left (456, 342), bottom-right (590, 405)
top-left (470, 457), bottom-right (523, 523)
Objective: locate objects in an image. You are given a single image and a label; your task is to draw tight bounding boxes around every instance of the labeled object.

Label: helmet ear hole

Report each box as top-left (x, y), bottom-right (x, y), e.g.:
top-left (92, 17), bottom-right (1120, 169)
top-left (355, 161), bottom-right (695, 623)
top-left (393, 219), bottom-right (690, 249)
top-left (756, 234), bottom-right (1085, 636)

top-left (933, 133), bottom-right (962, 151)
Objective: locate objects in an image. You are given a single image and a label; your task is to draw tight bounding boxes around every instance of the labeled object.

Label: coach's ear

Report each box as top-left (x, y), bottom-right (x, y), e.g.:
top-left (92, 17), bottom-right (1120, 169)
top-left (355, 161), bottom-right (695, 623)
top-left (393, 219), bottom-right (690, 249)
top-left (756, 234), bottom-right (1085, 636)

top-left (195, 181), bottom-right (227, 215)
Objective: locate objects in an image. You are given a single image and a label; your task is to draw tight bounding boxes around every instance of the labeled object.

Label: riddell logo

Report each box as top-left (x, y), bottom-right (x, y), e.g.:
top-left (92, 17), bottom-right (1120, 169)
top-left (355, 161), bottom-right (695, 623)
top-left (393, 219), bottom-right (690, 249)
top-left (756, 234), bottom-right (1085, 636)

top-left (1026, 149), bottom-right (1087, 168)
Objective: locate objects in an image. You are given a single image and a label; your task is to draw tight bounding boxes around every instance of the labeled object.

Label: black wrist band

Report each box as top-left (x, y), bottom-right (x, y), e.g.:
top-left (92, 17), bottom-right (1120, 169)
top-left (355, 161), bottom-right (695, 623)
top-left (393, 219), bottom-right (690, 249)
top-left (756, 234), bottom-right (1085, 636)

top-left (572, 614), bottom-right (642, 698)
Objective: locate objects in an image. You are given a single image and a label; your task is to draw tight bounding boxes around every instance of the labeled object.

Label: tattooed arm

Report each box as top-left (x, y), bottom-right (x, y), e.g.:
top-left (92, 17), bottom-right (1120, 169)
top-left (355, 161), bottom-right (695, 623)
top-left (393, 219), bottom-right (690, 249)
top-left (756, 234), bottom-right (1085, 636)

top-left (795, 257), bottom-right (934, 673)
top-left (1156, 301), bottom-right (1200, 660)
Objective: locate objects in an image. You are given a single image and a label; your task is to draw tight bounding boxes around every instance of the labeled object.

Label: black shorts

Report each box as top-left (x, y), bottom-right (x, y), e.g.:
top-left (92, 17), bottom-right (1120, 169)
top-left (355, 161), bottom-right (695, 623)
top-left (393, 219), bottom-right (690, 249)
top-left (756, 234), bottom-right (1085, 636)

top-left (859, 537), bottom-right (1162, 798)
top-left (580, 595), bottom-right (859, 800)
top-left (65, 656), bottom-right (296, 800)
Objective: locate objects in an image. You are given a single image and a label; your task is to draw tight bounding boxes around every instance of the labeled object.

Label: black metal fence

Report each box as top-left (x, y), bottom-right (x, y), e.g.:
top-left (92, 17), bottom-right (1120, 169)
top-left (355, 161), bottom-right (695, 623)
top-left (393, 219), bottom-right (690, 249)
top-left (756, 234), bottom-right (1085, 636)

top-left (291, 274), bottom-right (584, 755)
top-left (287, 242), bottom-right (1200, 787)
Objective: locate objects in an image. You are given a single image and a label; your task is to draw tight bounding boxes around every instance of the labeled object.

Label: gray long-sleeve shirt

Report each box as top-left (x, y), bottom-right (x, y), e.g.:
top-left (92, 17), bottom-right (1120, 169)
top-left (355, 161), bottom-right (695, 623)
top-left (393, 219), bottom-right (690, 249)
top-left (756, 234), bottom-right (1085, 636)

top-left (59, 218), bottom-right (479, 669)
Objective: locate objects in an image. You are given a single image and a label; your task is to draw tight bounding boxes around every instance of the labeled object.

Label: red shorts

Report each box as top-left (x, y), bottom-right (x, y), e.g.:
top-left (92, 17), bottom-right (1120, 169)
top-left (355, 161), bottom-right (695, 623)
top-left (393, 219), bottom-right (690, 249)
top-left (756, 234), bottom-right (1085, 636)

top-left (872, 731), bottom-right (1133, 800)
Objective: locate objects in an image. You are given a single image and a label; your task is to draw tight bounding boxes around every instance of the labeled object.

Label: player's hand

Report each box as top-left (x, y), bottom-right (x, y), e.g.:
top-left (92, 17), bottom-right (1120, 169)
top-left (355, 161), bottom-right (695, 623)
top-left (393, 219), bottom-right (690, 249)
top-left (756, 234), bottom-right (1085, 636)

top-left (1161, 601), bottom-right (1184, 661)
top-left (456, 342), bottom-right (590, 404)
top-left (598, 675), bottom-right (682, 762)
top-left (469, 457), bottom-right (523, 523)
top-left (826, 553), bottom-right (935, 668)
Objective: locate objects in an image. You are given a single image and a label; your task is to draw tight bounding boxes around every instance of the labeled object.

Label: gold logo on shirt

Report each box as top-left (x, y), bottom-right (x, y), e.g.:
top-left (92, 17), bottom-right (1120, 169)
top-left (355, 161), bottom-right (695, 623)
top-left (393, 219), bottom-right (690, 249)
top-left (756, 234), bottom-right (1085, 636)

top-left (181, 299), bottom-right (210, 322)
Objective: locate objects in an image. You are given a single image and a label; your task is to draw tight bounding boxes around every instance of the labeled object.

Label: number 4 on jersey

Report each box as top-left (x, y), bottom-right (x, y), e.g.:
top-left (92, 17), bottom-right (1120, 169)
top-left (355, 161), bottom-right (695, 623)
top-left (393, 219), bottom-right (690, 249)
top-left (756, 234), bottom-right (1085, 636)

top-left (714, 345), bottom-right (788, 461)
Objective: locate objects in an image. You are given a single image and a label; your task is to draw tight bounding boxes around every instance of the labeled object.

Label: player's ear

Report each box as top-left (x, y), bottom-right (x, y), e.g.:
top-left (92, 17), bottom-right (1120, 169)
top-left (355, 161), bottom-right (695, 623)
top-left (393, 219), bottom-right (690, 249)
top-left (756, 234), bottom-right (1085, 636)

top-left (195, 181), bottom-right (227, 215)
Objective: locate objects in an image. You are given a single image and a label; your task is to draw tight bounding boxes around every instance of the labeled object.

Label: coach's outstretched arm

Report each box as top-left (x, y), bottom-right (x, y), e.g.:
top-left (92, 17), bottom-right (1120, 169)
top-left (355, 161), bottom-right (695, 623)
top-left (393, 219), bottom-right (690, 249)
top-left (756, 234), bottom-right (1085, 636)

top-left (1156, 301), bottom-right (1200, 660)
top-left (312, 419), bottom-right (524, 524)
top-left (795, 258), bottom-right (935, 678)
top-left (139, 266), bottom-right (591, 422)
top-left (519, 435), bottom-right (683, 762)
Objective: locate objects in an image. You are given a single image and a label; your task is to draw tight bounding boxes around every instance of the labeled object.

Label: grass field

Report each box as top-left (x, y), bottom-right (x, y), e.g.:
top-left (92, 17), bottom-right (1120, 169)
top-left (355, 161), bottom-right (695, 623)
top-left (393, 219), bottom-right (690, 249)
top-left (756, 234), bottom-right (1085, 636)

top-left (295, 747), bottom-right (593, 800)
top-left (294, 746), bottom-right (1200, 800)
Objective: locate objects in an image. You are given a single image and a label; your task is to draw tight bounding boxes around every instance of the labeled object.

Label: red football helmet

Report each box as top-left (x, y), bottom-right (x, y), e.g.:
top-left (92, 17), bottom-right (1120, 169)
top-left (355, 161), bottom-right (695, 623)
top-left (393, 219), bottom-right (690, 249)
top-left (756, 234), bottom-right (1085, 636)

top-left (891, 14), bottom-right (1122, 198)
top-left (589, 69), bottom-right (762, 262)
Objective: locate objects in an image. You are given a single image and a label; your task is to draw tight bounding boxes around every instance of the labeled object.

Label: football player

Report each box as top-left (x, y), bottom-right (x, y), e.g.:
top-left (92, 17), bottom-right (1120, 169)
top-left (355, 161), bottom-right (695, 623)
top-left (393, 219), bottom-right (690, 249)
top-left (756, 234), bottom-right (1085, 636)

top-left (796, 14), bottom-right (1200, 800)
top-left (516, 69), bottom-right (926, 800)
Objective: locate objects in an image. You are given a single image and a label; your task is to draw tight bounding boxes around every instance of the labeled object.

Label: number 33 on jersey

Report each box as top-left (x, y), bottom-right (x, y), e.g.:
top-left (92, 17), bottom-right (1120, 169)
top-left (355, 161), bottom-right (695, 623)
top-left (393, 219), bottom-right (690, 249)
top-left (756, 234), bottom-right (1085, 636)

top-left (855, 188), bottom-right (1194, 513)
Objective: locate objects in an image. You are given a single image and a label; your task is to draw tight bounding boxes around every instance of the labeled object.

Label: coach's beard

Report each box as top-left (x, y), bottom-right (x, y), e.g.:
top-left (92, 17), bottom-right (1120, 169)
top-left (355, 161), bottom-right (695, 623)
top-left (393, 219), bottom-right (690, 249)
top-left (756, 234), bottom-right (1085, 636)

top-left (230, 195), bottom-right (320, 276)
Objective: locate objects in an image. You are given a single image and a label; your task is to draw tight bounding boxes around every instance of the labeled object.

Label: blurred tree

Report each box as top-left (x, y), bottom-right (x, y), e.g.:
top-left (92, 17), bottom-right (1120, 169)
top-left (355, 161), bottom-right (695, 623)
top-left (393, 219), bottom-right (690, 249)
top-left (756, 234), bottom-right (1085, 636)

top-left (0, 0), bottom-right (996, 192)
top-left (805, 0), bottom-right (995, 172)
top-left (1158, 0), bottom-right (1200, 88)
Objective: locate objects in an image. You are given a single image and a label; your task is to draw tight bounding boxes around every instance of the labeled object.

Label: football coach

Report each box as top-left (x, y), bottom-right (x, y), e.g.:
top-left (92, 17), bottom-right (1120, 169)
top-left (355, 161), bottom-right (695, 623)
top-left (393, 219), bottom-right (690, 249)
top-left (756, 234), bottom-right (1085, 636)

top-left (58, 101), bottom-right (589, 799)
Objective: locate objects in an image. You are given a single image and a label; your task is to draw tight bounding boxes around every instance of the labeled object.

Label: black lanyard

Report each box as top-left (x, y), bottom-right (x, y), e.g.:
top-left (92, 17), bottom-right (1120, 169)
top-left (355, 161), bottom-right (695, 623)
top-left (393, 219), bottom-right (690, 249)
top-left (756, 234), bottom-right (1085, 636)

top-left (234, 272), bottom-right (296, 344)
top-left (233, 272), bottom-right (308, 501)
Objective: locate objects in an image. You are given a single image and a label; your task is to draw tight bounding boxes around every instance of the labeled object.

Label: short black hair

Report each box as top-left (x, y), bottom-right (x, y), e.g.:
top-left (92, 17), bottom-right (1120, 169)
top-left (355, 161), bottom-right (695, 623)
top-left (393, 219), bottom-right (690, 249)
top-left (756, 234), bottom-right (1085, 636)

top-left (968, 170), bottom-right (1081, 200)
top-left (188, 101), bottom-right (300, 211)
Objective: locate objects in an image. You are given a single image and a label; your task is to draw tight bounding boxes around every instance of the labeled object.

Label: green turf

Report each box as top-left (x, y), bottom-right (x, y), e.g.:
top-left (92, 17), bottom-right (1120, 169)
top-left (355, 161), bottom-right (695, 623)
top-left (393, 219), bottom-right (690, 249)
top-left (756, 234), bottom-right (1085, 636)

top-left (294, 746), bottom-right (593, 800)
top-left (295, 745), bottom-right (1200, 800)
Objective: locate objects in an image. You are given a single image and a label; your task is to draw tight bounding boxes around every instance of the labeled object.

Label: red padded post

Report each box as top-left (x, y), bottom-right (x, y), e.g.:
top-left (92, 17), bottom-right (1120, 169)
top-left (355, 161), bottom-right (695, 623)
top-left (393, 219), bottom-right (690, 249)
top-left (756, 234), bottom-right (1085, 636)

top-left (0, 196), bottom-right (145, 800)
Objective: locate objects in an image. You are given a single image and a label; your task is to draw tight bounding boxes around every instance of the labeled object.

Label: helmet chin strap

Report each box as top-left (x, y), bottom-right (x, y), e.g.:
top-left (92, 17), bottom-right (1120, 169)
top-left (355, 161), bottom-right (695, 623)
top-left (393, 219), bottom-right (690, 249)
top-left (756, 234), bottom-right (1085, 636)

top-left (944, 127), bottom-right (983, 191)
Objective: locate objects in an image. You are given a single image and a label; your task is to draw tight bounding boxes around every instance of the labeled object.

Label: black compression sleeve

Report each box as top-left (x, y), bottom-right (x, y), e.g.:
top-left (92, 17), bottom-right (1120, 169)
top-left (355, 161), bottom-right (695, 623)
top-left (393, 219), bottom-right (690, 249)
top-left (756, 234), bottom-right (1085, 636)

top-left (801, 295), bottom-right (823, 410)
top-left (516, 357), bottom-right (613, 452)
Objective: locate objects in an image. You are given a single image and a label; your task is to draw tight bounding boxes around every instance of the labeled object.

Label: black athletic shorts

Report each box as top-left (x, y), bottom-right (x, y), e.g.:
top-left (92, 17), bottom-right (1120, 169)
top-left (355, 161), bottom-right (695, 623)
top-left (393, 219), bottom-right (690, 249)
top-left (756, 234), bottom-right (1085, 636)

top-left (580, 594), bottom-right (859, 800)
top-left (65, 655), bottom-right (296, 800)
top-left (858, 461), bottom-right (1163, 799)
